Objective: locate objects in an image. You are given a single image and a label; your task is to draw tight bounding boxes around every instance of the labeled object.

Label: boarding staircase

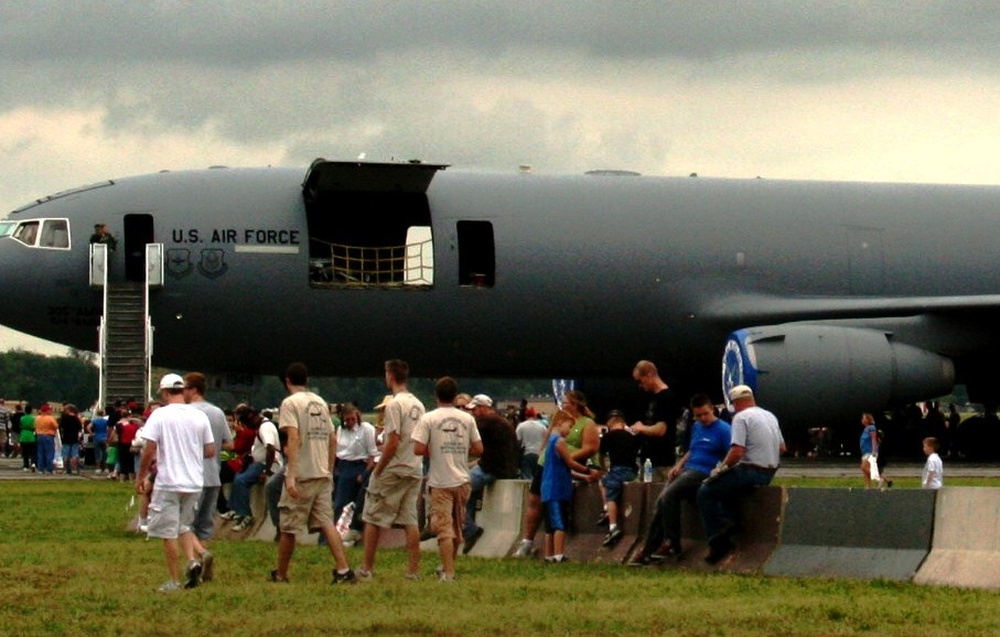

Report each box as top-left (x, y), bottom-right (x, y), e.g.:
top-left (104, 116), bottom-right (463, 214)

top-left (102, 282), bottom-right (147, 404)
top-left (90, 243), bottom-right (163, 407)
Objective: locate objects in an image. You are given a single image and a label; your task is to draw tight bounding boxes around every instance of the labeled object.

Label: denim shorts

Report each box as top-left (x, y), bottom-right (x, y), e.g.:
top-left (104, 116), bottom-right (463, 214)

top-left (600, 465), bottom-right (637, 502)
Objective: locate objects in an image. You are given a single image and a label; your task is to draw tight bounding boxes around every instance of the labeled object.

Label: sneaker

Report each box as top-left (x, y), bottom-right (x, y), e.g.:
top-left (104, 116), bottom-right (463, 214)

top-left (200, 550), bottom-right (214, 582)
top-left (219, 510), bottom-right (239, 521)
top-left (232, 515), bottom-right (254, 532)
top-left (627, 553), bottom-right (652, 567)
top-left (269, 569), bottom-right (289, 583)
top-left (332, 568), bottom-right (357, 585)
top-left (419, 526), bottom-right (437, 542)
top-left (437, 569), bottom-right (455, 582)
top-left (157, 580), bottom-right (181, 593)
top-left (356, 569), bottom-right (373, 581)
top-left (651, 544), bottom-right (681, 560)
top-left (705, 537), bottom-right (735, 565)
top-left (184, 560), bottom-right (202, 589)
top-left (462, 526), bottom-right (484, 555)
top-left (513, 539), bottom-right (534, 558)
top-left (595, 510), bottom-right (609, 526)
top-left (602, 527), bottom-right (624, 547)
top-left (404, 572), bottom-right (421, 581)
top-left (545, 555), bottom-right (569, 563)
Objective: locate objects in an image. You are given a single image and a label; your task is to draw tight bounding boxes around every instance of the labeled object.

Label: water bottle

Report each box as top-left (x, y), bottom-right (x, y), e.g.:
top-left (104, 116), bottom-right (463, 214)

top-left (643, 458), bottom-right (653, 483)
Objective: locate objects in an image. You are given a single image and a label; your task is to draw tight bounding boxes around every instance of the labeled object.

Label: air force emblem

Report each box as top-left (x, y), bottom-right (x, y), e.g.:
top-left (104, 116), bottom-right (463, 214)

top-left (197, 248), bottom-right (228, 279)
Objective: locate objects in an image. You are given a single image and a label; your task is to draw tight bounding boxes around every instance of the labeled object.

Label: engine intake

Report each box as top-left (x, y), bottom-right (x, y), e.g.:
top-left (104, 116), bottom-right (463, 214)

top-left (722, 325), bottom-right (955, 426)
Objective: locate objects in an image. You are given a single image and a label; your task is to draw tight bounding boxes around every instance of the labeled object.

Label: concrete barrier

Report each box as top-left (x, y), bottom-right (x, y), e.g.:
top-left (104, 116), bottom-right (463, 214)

top-left (765, 487), bottom-right (934, 581)
top-left (665, 485), bottom-right (784, 573)
top-left (914, 487), bottom-right (1000, 589)
top-left (563, 480), bottom-right (649, 563)
top-left (466, 479), bottom-right (530, 557)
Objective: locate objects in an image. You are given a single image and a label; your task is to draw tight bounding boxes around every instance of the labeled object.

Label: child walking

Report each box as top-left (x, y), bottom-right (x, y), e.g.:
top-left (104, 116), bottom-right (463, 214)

top-left (921, 437), bottom-right (943, 489)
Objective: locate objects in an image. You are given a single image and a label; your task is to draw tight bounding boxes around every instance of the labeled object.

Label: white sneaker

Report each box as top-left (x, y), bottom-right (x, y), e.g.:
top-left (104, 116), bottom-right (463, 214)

top-left (157, 580), bottom-right (181, 593)
top-left (513, 540), bottom-right (534, 558)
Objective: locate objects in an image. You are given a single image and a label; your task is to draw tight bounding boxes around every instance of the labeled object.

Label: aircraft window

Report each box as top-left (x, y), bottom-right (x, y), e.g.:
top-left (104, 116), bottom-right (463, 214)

top-left (457, 220), bottom-right (495, 287)
top-left (38, 219), bottom-right (70, 249)
top-left (12, 221), bottom-right (39, 246)
top-left (0, 221), bottom-right (16, 237)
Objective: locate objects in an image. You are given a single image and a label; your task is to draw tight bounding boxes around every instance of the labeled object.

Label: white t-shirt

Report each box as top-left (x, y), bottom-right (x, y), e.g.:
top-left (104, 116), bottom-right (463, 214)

top-left (251, 419), bottom-right (283, 467)
top-left (411, 406), bottom-right (481, 488)
top-left (142, 402), bottom-right (214, 493)
top-left (382, 391), bottom-right (426, 478)
top-left (731, 406), bottom-right (784, 469)
top-left (922, 452), bottom-right (943, 489)
top-left (516, 418), bottom-right (548, 456)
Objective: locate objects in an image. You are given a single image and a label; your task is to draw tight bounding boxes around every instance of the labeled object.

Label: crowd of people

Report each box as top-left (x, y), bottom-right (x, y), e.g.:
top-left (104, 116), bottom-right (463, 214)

top-left (6, 355), bottom-right (960, 592)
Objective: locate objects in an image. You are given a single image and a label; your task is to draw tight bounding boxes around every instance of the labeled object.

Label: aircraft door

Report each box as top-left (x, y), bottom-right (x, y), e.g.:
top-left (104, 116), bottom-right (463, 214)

top-left (124, 214), bottom-right (154, 282)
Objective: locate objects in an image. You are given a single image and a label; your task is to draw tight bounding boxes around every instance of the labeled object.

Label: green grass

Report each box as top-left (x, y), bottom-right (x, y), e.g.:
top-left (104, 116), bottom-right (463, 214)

top-left (2, 479), bottom-right (999, 636)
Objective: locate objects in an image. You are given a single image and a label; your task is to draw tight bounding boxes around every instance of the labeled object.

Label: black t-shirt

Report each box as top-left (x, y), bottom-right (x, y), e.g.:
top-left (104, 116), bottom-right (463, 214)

top-left (600, 428), bottom-right (639, 471)
top-left (59, 413), bottom-right (83, 445)
top-left (476, 413), bottom-right (520, 478)
top-left (640, 388), bottom-right (680, 467)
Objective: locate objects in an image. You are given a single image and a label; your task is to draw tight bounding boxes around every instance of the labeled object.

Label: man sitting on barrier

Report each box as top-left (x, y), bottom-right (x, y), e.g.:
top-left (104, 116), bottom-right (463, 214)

top-left (696, 385), bottom-right (784, 565)
top-left (629, 394), bottom-right (731, 565)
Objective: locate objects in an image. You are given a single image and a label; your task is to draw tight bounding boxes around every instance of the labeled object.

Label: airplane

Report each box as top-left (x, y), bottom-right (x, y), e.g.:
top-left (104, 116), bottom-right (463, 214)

top-left (0, 159), bottom-right (994, 439)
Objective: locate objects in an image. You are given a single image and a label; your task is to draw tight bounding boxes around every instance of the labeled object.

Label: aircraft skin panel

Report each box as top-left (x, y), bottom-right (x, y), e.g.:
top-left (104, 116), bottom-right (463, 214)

top-left (4, 165), bottom-right (1000, 403)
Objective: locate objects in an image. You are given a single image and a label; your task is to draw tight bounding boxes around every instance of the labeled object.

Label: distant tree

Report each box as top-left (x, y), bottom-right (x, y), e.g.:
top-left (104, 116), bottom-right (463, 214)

top-left (0, 350), bottom-right (98, 407)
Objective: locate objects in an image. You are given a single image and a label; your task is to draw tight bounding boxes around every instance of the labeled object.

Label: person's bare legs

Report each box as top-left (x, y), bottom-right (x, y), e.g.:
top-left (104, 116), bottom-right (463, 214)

top-left (404, 524), bottom-right (420, 576)
top-left (275, 531), bottom-right (296, 579)
top-left (362, 522), bottom-right (382, 572)
top-left (319, 522), bottom-right (350, 571)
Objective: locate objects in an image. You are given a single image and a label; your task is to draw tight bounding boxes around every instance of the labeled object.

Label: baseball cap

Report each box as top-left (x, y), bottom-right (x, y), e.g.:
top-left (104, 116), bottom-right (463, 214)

top-left (728, 385), bottom-right (754, 402)
top-left (159, 373), bottom-right (185, 390)
top-left (467, 394), bottom-right (493, 409)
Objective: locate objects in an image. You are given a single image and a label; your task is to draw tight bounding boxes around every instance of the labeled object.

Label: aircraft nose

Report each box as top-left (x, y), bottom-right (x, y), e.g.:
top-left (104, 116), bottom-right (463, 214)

top-left (0, 236), bottom-right (41, 336)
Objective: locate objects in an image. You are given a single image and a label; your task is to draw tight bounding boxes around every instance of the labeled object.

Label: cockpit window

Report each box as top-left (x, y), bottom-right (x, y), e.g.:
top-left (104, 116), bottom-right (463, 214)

top-left (13, 221), bottom-right (39, 246)
top-left (39, 219), bottom-right (70, 248)
top-left (12, 219), bottom-right (71, 249)
top-left (0, 221), bottom-right (16, 237)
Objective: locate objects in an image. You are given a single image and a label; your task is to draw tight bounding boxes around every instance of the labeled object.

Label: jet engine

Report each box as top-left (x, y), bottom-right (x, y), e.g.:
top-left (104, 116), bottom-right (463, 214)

top-left (722, 325), bottom-right (955, 427)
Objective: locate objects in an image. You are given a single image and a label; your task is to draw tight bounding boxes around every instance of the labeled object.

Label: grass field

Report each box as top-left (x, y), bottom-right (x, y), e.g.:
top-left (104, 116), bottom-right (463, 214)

top-left (2, 478), bottom-right (999, 637)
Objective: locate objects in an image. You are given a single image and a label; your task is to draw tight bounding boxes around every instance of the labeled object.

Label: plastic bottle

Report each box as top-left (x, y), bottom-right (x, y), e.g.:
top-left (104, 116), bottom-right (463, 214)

top-left (643, 458), bottom-right (653, 483)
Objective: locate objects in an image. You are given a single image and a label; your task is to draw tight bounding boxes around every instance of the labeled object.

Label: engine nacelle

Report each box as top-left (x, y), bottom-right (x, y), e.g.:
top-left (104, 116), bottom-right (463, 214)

top-left (722, 325), bottom-right (955, 426)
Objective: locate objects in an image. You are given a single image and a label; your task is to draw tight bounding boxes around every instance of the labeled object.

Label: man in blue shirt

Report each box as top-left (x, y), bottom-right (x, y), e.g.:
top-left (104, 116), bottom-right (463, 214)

top-left (629, 394), bottom-right (731, 565)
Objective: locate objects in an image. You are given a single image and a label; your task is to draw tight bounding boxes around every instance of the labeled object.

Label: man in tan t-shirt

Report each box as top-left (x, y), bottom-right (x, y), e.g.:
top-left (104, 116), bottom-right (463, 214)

top-left (272, 362), bottom-right (356, 584)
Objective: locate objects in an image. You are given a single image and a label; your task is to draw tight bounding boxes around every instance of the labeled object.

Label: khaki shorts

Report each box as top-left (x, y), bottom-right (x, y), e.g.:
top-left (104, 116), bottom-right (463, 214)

top-left (430, 483), bottom-right (471, 543)
top-left (147, 489), bottom-right (200, 540)
top-left (278, 477), bottom-right (334, 534)
top-left (361, 471), bottom-right (421, 528)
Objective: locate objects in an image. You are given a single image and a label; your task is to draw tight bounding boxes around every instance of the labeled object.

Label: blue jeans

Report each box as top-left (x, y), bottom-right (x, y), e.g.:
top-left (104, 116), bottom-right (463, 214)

top-left (464, 464), bottom-right (497, 536)
top-left (696, 465), bottom-right (774, 541)
top-left (93, 441), bottom-right (107, 469)
top-left (641, 468), bottom-right (706, 555)
top-left (36, 435), bottom-right (56, 473)
top-left (265, 465), bottom-right (285, 528)
top-left (333, 459), bottom-right (368, 523)
top-left (229, 461), bottom-right (265, 517)
top-left (520, 453), bottom-right (539, 480)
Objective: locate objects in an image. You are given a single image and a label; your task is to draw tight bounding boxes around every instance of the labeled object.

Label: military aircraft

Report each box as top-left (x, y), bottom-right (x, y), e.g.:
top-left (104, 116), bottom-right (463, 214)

top-left (0, 159), bottom-right (994, 435)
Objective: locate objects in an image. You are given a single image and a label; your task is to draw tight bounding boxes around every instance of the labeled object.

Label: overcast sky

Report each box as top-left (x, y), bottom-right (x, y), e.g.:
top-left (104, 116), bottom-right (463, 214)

top-left (3, 1), bottom-right (1000, 354)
